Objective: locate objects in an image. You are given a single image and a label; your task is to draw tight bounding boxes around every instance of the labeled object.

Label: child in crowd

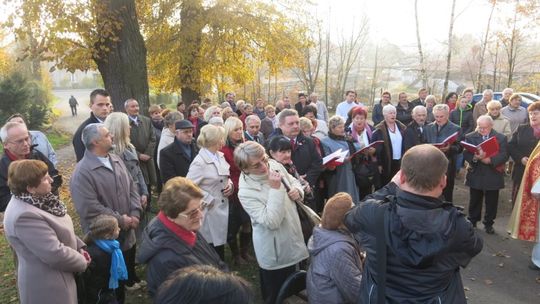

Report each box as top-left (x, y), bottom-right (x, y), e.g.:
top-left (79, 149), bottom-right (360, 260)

top-left (82, 215), bottom-right (128, 304)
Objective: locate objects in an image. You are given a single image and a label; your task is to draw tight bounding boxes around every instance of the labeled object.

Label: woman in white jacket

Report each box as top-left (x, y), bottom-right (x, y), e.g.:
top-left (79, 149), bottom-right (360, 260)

top-left (186, 124), bottom-right (234, 261)
top-left (234, 141), bottom-right (308, 304)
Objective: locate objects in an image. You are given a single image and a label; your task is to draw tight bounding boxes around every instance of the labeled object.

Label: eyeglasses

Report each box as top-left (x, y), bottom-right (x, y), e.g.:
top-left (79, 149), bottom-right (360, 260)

top-left (178, 204), bottom-right (205, 220)
top-left (8, 135), bottom-right (31, 145)
top-left (248, 155), bottom-right (269, 170)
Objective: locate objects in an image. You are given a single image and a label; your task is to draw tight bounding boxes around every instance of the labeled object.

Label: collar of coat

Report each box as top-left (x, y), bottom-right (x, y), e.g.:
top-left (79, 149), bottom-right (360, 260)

top-left (83, 150), bottom-right (122, 171)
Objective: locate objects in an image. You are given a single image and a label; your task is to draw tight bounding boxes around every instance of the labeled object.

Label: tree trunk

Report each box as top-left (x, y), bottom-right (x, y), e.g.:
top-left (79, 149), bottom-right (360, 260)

top-left (506, 1), bottom-right (519, 88)
top-left (476, 0), bottom-right (496, 93)
top-left (414, 0), bottom-right (427, 89)
top-left (442, 0), bottom-right (457, 99)
top-left (178, 0), bottom-right (204, 108)
top-left (370, 45), bottom-right (379, 107)
top-left (94, 0), bottom-right (150, 114)
top-left (324, 7), bottom-right (331, 106)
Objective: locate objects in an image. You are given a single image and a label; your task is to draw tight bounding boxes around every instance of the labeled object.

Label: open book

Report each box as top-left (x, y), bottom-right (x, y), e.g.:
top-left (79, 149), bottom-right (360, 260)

top-left (460, 136), bottom-right (499, 158)
top-left (322, 148), bottom-right (349, 167)
top-left (432, 131), bottom-right (459, 148)
top-left (532, 178), bottom-right (540, 195)
top-left (350, 140), bottom-right (384, 159)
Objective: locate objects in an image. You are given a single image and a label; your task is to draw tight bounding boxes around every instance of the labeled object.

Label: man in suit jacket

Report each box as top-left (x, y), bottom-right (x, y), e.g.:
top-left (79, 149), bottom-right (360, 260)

top-left (403, 105), bottom-right (427, 152)
top-left (125, 99), bottom-right (157, 198)
top-left (410, 88), bottom-right (428, 107)
top-left (463, 115), bottom-right (508, 234)
top-left (424, 104), bottom-right (463, 202)
top-left (271, 109), bottom-right (322, 210)
top-left (159, 120), bottom-right (199, 184)
top-left (244, 114), bottom-right (265, 145)
top-left (72, 89), bottom-right (112, 161)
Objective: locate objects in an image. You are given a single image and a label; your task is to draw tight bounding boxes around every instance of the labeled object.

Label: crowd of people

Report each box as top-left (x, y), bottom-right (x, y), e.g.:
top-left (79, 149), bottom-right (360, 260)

top-left (0, 86), bottom-right (539, 304)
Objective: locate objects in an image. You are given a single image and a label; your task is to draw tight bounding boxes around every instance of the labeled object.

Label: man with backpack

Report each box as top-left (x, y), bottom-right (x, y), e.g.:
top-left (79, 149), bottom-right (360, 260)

top-left (345, 144), bottom-right (483, 303)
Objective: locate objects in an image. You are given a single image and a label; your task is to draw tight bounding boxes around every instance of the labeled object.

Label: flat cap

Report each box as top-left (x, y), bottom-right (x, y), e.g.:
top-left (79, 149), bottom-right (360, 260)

top-left (175, 120), bottom-right (194, 129)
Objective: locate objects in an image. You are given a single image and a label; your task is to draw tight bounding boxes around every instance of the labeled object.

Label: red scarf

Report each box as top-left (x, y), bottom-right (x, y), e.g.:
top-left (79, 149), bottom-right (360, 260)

top-left (5, 149), bottom-right (27, 161)
top-left (157, 211), bottom-right (197, 247)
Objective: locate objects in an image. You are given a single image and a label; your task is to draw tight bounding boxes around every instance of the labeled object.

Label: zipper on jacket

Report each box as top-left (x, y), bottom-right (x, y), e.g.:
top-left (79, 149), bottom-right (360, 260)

top-left (273, 237), bottom-right (278, 263)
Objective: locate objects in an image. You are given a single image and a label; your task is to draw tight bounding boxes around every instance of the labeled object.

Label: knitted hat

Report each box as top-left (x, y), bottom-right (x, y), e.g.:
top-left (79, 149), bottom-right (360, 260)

top-left (321, 192), bottom-right (353, 230)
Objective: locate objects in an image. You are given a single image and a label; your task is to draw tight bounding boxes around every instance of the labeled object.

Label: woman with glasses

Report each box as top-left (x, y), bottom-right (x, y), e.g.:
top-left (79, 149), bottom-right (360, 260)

top-left (235, 141), bottom-right (308, 304)
top-left (137, 177), bottom-right (228, 299)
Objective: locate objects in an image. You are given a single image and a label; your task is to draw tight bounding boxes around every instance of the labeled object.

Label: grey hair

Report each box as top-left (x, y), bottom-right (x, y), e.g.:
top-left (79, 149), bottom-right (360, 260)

top-left (0, 122), bottom-right (27, 142)
top-left (432, 104), bottom-right (449, 114)
top-left (328, 115), bottom-right (345, 131)
top-left (278, 108), bottom-right (299, 125)
top-left (476, 115), bottom-right (494, 126)
top-left (412, 105), bottom-right (427, 115)
top-left (82, 123), bottom-right (105, 150)
top-left (208, 116), bottom-right (224, 126)
top-left (425, 95), bottom-right (437, 104)
top-left (163, 112), bottom-right (184, 128)
top-left (245, 114), bottom-right (261, 125)
top-left (382, 104), bottom-right (396, 115)
top-left (482, 89), bottom-right (494, 96)
top-left (233, 141), bottom-right (266, 171)
top-left (123, 98), bottom-right (137, 109)
top-left (502, 88), bottom-right (513, 95)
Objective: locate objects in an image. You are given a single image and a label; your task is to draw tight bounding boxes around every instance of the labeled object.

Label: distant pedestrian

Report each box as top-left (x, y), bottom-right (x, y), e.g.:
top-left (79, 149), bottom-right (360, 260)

top-left (69, 95), bottom-right (78, 116)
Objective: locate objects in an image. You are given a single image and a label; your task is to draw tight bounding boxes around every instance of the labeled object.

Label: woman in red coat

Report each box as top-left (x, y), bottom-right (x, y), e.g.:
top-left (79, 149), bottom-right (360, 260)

top-left (221, 117), bottom-right (254, 264)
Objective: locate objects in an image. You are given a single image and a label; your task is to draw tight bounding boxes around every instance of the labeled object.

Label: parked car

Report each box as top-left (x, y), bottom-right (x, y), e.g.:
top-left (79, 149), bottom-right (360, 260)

top-left (472, 92), bottom-right (534, 108)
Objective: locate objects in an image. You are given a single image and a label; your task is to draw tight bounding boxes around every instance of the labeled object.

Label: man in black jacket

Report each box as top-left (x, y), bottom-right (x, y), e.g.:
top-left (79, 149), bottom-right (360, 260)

top-left (403, 105), bottom-right (427, 152)
top-left (159, 120), bottom-right (199, 184)
top-left (272, 109), bottom-right (322, 191)
top-left (0, 123), bottom-right (61, 211)
top-left (345, 144), bottom-right (483, 303)
top-left (424, 104), bottom-right (462, 202)
top-left (72, 89), bottom-right (112, 161)
top-left (463, 115), bottom-right (508, 234)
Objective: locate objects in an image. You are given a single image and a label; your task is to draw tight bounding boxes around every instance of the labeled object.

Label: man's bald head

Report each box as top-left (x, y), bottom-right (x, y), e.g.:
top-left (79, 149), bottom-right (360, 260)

top-left (401, 144), bottom-right (448, 193)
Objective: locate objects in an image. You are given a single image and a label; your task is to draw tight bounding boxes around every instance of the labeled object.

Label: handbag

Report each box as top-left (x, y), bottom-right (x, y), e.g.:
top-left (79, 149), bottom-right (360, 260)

top-left (280, 175), bottom-right (321, 244)
top-left (295, 200), bottom-right (321, 244)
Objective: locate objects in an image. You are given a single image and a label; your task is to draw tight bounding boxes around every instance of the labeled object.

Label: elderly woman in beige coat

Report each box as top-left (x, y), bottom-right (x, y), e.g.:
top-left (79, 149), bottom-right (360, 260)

top-left (3, 160), bottom-right (89, 304)
top-left (186, 124), bottom-right (233, 260)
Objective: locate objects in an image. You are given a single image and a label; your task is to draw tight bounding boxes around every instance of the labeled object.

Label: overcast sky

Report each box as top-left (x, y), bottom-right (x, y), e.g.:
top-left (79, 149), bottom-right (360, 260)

top-left (313, 0), bottom-right (519, 50)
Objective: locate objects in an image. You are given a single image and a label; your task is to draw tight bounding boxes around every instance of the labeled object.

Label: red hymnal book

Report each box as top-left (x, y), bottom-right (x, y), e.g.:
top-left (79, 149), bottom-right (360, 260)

top-left (432, 131), bottom-right (459, 148)
top-left (460, 136), bottom-right (499, 158)
top-left (322, 148), bottom-right (349, 167)
top-left (350, 140), bottom-right (384, 159)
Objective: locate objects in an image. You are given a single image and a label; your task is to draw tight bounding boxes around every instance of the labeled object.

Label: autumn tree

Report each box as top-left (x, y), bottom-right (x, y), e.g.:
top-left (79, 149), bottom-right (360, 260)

top-left (5, 0), bottom-right (150, 113)
top-left (140, 0), bottom-right (306, 106)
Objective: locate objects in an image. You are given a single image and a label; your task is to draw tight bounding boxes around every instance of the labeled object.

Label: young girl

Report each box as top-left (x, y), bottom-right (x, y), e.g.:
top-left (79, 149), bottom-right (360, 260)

top-left (82, 215), bottom-right (128, 304)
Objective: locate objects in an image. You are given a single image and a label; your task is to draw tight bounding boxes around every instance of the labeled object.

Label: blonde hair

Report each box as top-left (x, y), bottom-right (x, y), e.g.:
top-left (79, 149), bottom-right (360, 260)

top-left (224, 117), bottom-right (244, 141)
top-left (83, 215), bottom-right (119, 243)
top-left (299, 117), bottom-right (313, 131)
top-left (104, 112), bottom-right (134, 154)
top-left (149, 104), bottom-right (161, 114)
top-left (487, 100), bottom-right (502, 110)
top-left (204, 106), bottom-right (222, 122)
top-left (197, 124), bottom-right (226, 148)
